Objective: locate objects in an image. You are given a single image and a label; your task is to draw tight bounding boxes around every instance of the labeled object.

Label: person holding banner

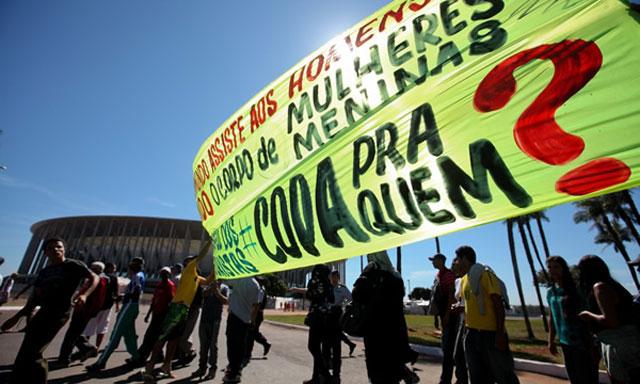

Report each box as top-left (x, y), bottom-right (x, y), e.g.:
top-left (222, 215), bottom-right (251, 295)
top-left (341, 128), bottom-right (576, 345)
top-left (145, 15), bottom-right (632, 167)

top-left (143, 239), bottom-right (214, 381)
top-left (578, 255), bottom-right (640, 384)
top-left (455, 246), bottom-right (519, 384)
top-left (290, 264), bottom-right (338, 384)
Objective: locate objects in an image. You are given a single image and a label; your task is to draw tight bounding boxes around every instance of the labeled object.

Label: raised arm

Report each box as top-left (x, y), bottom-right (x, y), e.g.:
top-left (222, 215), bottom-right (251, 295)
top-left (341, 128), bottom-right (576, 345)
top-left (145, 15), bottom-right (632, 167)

top-left (74, 271), bottom-right (99, 309)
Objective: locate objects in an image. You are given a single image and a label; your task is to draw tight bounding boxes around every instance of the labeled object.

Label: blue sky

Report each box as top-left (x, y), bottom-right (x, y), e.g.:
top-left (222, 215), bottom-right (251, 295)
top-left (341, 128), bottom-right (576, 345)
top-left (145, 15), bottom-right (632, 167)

top-left (1, 0), bottom-right (638, 304)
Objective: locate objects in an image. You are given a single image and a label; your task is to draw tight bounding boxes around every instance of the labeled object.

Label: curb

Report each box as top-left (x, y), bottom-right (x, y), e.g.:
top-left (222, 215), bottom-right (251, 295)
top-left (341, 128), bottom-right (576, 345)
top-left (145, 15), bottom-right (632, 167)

top-left (264, 320), bottom-right (610, 383)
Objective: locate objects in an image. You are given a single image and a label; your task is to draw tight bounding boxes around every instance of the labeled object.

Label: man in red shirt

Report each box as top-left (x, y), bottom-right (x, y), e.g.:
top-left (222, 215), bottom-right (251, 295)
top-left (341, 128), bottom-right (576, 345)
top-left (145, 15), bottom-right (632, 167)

top-left (428, 253), bottom-right (460, 384)
top-left (130, 267), bottom-right (175, 366)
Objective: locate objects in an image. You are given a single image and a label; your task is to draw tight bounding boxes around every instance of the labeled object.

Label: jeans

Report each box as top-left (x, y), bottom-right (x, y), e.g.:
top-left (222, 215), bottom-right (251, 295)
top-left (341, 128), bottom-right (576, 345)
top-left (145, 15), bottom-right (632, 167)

top-left (199, 318), bottom-right (222, 370)
top-left (561, 344), bottom-right (599, 384)
top-left (96, 302), bottom-right (139, 365)
top-left (11, 309), bottom-right (69, 384)
top-left (226, 312), bottom-right (249, 376)
top-left (464, 328), bottom-right (519, 384)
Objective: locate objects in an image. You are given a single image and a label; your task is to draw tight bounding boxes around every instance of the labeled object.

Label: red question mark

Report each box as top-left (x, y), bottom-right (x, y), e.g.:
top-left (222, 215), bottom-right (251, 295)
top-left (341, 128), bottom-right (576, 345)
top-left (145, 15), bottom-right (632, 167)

top-left (474, 39), bottom-right (630, 195)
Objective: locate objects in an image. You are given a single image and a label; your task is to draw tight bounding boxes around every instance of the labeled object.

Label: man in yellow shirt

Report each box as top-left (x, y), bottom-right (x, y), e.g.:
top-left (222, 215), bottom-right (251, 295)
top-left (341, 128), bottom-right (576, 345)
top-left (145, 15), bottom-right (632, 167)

top-left (454, 245), bottom-right (519, 384)
top-left (144, 239), bottom-right (217, 380)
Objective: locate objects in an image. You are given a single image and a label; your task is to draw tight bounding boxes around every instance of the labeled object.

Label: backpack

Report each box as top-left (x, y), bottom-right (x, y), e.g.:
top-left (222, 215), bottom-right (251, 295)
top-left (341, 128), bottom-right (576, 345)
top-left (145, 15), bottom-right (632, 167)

top-left (340, 271), bottom-right (378, 337)
top-left (484, 266), bottom-right (511, 310)
top-left (80, 275), bottom-right (108, 319)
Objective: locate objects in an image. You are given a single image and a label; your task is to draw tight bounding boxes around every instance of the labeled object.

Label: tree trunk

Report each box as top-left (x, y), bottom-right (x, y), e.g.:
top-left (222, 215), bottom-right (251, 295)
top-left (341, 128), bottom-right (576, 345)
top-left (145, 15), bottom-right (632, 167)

top-left (360, 255), bottom-right (364, 273)
top-left (518, 220), bottom-right (549, 333)
top-left (600, 213), bottom-right (640, 290)
top-left (535, 216), bottom-right (552, 259)
top-left (526, 221), bottom-right (548, 279)
top-left (435, 237), bottom-right (441, 253)
top-left (396, 246), bottom-right (402, 276)
top-left (617, 206), bottom-right (640, 247)
top-left (622, 190), bottom-right (640, 224)
top-left (507, 219), bottom-right (535, 339)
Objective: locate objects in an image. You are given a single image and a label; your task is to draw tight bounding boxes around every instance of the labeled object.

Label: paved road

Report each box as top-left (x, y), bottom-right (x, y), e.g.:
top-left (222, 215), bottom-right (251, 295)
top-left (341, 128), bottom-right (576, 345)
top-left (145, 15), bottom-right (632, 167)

top-left (0, 306), bottom-right (566, 383)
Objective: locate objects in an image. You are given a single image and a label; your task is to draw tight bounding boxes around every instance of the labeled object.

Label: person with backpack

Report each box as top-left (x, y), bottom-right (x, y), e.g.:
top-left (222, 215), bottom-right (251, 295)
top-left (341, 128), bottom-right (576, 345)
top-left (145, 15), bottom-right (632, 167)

top-left (546, 256), bottom-right (598, 384)
top-left (56, 261), bottom-right (109, 366)
top-left (80, 261), bottom-right (119, 354)
top-left (578, 255), bottom-right (640, 384)
top-left (87, 257), bottom-right (145, 372)
top-left (354, 251), bottom-right (418, 384)
top-left (454, 245), bottom-right (519, 384)
top-left (244, 276), bottom-right (272, 366)
top-left (1, 237), bottom-right (99, 384)
top-left (290, 264), bottom-right (336, 384)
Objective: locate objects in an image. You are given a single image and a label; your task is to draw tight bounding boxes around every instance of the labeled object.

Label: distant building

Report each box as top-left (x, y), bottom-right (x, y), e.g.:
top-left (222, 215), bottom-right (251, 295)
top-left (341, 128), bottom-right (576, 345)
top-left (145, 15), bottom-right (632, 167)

top-left (19, 215), bottom-right (344, 285)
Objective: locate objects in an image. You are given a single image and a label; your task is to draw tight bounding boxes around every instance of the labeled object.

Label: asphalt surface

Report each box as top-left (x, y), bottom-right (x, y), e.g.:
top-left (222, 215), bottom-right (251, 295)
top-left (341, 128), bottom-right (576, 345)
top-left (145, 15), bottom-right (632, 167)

top-left (0, 306), bottom-right (566, 383)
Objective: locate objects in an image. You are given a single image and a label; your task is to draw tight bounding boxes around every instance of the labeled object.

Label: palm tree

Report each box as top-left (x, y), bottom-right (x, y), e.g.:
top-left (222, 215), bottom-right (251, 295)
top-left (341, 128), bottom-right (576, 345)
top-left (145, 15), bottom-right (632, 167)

top-left (602, 192), bottom-right (640, 247)
top-left (435, 236), bottom-right (441, 253)
top-left (396, 246), bottom-right (402, 275)
top-left (507, 219), bottom-right (535, 339)
top-left (517, 218), bottom-right (549, 332)
top-left (574, 197), bottom-right (640, 290)
top-left (594, 221), bottom-right (632, 251)
top-left (619, 189), bottom-right (640, 224)
top-left (532, 211), bottom-right (552, 259)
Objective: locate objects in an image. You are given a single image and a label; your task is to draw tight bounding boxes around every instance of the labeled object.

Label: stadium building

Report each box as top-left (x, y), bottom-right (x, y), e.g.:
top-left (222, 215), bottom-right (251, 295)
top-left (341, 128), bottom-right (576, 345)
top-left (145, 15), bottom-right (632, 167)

top-left (19, 216), bottom-right (345, 285)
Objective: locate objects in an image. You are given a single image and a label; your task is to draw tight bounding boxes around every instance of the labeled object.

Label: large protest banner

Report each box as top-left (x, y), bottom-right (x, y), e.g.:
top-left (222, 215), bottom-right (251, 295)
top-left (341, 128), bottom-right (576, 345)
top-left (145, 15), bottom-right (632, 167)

top-left (192, 0), bottom-right (640, 279)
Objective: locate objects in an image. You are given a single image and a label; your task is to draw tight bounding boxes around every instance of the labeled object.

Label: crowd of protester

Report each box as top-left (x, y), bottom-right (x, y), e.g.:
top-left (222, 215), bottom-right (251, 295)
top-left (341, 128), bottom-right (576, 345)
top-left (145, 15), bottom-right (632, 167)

top-left (1, 237), bottom-right (640, 383)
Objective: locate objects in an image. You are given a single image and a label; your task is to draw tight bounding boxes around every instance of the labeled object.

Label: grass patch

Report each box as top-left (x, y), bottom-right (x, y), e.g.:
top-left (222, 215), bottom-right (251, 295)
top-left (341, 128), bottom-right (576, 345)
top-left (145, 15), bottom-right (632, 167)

top-left (265, 314), bottom-right (561, 364)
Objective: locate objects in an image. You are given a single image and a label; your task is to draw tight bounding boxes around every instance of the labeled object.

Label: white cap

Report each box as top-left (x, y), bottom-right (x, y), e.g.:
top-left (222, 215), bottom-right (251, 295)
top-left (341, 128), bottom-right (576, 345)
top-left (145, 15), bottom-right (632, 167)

top-left (160, 266), bottom-right (172, 274)
top-left (91, 261), bottom-right (105, 273)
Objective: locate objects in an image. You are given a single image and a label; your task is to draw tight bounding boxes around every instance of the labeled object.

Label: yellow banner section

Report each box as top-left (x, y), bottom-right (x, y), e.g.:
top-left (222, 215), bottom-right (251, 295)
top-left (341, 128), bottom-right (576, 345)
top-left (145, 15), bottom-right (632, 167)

top-left (192, 0), bottom-right (640, 278)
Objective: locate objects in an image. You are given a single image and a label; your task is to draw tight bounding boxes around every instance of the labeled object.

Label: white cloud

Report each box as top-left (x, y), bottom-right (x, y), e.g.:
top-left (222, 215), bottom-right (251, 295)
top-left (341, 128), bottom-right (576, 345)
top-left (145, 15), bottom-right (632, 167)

top-left (408, 269), bottom-right (436, 279)
top-left (147, 197), bottom-right (176, 208)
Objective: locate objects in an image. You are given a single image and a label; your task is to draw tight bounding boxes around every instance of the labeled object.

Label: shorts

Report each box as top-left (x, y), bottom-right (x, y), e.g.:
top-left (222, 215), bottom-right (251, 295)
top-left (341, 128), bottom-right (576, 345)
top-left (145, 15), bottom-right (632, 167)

top-left (84, 307), bottom-right (113, 336)
top-left (159, 303), bottom-right (189, 342)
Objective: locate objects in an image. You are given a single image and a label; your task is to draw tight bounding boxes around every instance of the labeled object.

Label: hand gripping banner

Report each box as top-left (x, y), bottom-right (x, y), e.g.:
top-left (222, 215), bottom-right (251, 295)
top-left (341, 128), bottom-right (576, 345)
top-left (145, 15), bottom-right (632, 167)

top-left (193, 0), bottom-right (640, 279)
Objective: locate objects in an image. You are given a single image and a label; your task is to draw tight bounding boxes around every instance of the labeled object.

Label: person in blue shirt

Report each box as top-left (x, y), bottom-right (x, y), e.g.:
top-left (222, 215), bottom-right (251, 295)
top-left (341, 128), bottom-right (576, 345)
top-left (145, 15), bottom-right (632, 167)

top-left (546, 256), bottom-right (598, 384)
top-left (87, 257), bottom-right (145, 372)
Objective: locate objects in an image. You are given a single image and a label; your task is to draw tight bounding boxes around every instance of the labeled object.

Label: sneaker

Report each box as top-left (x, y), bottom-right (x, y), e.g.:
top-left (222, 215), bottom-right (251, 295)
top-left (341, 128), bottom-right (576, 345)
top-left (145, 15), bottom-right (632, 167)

top-left (79, 347), bottom-right (98, 362)
top-left (204, 368), bottom-right (216, 380)
top-left (192, 367), bottom-right (206, 377)
top-left (86, 361), bottom-right (105, 373)
top-left (51, 358), bottom-right (70, 368)
top-left (263, 342), bottom-right (271, 356)
top-left (222, 372), bottom-right (241, 383)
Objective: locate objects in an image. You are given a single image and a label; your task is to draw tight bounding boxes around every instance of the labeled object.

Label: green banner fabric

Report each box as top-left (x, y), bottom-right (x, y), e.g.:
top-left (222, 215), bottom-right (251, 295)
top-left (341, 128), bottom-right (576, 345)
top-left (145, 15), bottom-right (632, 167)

top-left (193, 0), bottom-right (640, 278)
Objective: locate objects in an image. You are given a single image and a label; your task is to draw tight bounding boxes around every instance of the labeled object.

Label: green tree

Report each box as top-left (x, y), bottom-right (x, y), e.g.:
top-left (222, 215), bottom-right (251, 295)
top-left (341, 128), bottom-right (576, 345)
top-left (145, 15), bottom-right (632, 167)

top-left (261, 273), bottom-right (288, 297)
top-left (409, 287), bottom-right (431, 300)
top-left (574, 197), bottom-right (640, 290)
